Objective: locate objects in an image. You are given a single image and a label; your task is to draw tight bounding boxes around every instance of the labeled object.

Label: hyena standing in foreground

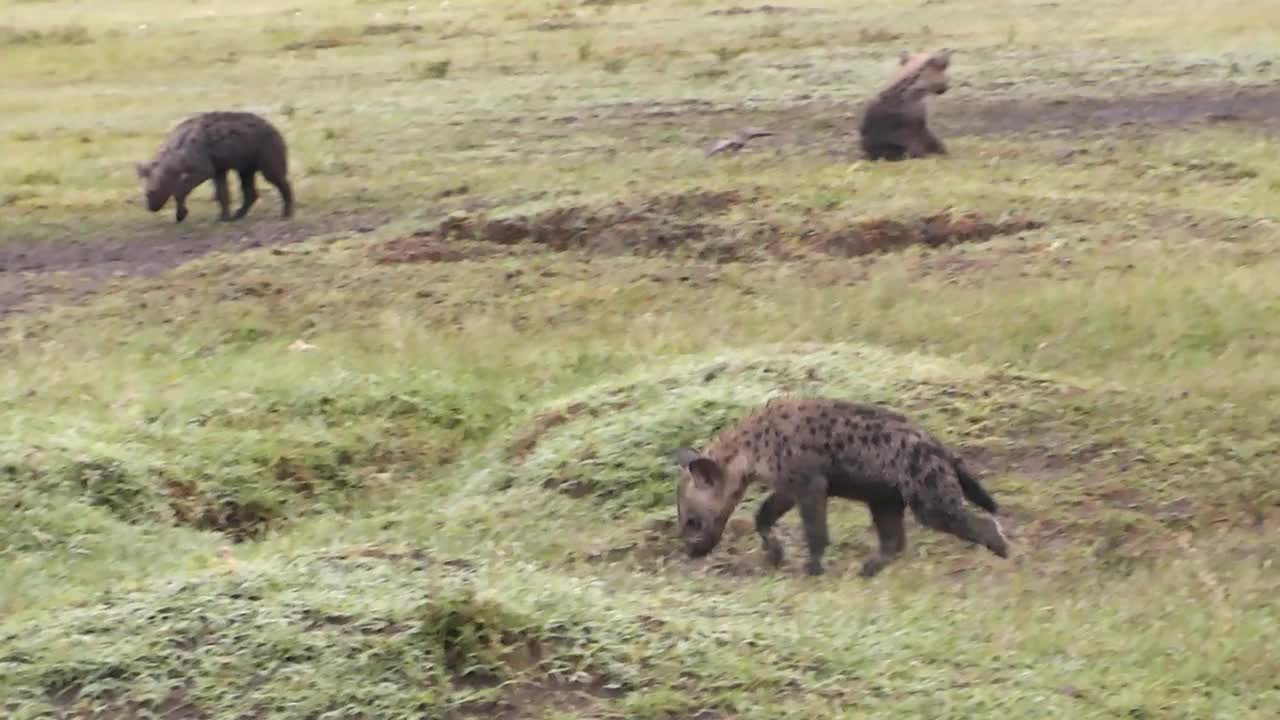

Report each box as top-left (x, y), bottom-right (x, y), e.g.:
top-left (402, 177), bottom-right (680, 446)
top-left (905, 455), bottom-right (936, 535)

top-left (858, 49), bottom-right (952, 161)
top-left (674, 397), bottom-right (1009, 577)
top-left (135, 111), bottom-right (294, 223)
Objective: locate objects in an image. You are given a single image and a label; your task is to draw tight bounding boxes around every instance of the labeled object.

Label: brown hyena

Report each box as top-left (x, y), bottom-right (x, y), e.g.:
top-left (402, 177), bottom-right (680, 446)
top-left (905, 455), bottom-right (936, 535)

top-left (674, 396), bottom-right (1008, 577)
top-left (135, 111), bottom-right (294, 223)
top-left (858, 49), bottom-right (952, 162)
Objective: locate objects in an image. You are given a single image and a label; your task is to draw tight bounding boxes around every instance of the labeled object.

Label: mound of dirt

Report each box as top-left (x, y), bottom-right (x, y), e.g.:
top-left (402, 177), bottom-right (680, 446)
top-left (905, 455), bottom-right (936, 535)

top-left (376, 192), bottom-right (1041, 265)
top-left (374, 235), bottom-right (497, 264)
top-left (807, 210), bottom-right (1044, 257)
top-left (707, 4), bottom-right (817, 15)
top-left (437, 189), bottom-right (741, 252)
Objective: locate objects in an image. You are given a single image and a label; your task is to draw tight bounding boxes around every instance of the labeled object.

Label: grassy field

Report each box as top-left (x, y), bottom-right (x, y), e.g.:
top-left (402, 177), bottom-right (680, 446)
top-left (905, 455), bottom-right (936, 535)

top-left (2, 0), bottom-right (1279, 717)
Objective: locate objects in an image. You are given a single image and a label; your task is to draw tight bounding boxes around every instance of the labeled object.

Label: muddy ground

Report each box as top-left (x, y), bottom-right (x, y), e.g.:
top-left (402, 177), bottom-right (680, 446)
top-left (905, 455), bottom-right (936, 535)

top-left (2, 84), bottom-right (1277, 318)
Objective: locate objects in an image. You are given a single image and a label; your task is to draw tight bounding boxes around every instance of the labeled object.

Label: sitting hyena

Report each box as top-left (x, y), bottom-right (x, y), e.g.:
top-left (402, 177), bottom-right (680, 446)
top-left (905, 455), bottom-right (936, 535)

top-left (135, 111), bottom-right (294, 223)
top-left (858, 49), bottom-right (952, 161)
top-left (674, 396), bottom-right (1008, 577)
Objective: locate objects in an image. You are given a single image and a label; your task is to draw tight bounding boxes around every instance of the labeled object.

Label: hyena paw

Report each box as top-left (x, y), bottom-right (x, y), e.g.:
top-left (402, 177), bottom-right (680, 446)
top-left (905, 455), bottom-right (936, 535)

top-left (803, 558), bottom-right (825, 577)
top-left (761, 537), bottom-right (784, 568)
top-left (859, 556), bottom-right (886, 578)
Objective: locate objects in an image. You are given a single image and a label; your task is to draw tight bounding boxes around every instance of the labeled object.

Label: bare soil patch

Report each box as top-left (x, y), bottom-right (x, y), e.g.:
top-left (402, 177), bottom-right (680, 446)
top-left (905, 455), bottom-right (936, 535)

top-left (799, 211), bottom-right (1044, 257)
top-left (706, 4), bottom-right (821, 15)
top-left (0, 210), bottom-right (387, 317)
top-left (576, 84), bottom-right (1280, 154)
top-left (946, 84), bottom-right (1280, 137)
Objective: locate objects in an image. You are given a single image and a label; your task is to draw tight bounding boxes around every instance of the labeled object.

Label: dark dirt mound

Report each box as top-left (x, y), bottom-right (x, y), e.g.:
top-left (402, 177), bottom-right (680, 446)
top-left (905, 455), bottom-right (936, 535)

top-left (707, 4), bottom-right (820, 15)
top-left (804, 210), bottom-right (1045, 257)
top-left (375, 190), bottom-right (743, 262)
top-left (376, 192), bottom-right (1040, 265)
top-left (374, 235), bottom-right (498, 264)
top-left (0, 210), bottom-right (387, 317)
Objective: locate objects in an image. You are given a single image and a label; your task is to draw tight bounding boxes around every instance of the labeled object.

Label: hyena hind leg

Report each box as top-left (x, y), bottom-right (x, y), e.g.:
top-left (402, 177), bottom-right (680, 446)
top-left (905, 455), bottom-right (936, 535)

top-left (261, 165), bottom-right (294, 219)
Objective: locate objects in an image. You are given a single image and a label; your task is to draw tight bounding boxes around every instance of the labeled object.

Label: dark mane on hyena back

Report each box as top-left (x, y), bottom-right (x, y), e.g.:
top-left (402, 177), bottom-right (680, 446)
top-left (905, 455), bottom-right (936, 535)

top-left (858, 49), bottom-right (952, 162)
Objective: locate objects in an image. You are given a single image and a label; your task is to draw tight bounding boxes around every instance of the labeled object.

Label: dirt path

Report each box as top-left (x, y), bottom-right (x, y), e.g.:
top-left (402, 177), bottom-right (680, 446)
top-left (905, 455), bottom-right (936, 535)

top-left (577, 83), bottom-right (1280, 150)
top-left (942, 84), bottom-right (1280, 136)
top-left (0, 210), bottom-right (386, 318)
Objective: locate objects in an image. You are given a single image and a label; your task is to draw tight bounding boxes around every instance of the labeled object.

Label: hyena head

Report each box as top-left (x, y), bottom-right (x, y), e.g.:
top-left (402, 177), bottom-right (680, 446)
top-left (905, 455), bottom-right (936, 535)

top-left (134, 161), bottom-right (180, 212)
top-left (890, 49), bottom-right (951, 98)
top-left (674, 447), bottom-right (732, 558)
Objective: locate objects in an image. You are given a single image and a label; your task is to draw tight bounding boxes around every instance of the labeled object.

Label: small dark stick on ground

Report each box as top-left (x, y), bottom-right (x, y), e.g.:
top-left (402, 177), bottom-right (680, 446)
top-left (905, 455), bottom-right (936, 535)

top-left (705, 128), bottom-right (776, 157)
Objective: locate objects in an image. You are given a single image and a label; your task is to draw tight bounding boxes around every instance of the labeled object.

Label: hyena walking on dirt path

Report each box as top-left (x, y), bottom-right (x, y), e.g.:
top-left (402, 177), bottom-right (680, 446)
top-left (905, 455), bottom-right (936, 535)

top-left (135, 111), bottom-right (294, 223)
top-left (858, 49), bottom-right (952, 161)
top-left (674, 397), bottom-right (1009, 577)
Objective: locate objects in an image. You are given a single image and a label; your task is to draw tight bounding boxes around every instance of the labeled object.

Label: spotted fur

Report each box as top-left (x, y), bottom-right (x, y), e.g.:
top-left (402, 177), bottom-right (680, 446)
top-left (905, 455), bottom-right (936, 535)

top-left (135, 111), bottom-right (293, 223)
top-left (674, 396), bottom-right (1008, 577)
top-left (858, 49), bottom-right (952, 161)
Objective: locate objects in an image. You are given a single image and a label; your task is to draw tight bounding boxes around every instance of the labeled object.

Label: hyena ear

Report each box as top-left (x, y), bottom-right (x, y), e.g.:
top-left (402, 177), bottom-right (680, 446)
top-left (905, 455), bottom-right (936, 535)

top-left (687, 457), bottom-right (722, 489)
top-left (674, 447), bottom-right (702, 468)
top-left (134, 162), bottom-right (151, 179)
top-left (899, 50), bottom-right (911, 65)
top-left (933, 49), bottom-right (952, 68)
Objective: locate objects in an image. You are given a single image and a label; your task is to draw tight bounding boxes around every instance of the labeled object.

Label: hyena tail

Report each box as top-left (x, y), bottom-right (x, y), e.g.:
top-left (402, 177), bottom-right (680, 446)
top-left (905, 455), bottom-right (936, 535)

top-left (952, 457), bottom-right (998, 514)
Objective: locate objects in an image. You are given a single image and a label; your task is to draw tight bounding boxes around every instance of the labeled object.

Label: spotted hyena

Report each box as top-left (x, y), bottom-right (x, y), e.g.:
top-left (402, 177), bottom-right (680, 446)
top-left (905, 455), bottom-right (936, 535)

top-left (674, 397), bottom-right (1008, 577)
top-left (135, 111), bottom-right (294, 223)
top-left (858, 49), bottom-right (952, 161)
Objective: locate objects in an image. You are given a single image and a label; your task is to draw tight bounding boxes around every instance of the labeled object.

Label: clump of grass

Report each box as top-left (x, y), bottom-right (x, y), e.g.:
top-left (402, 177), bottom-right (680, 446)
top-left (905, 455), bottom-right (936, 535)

top-left (362, 22), bottom-right (423, 37)
top-left (493, 343), bottom-right (1072, 513)
top-left (690, 67), bottom-right (729, 80)
top-left (0, 555), bottom-right (616, 719)
top-left (577, 40), bottom-right (594, 62)
top-left (857, 27), bottom-right (902, 43)
top-left (712, 46), bottom-right (747, 64)
top-left (0, 24), bottom-right (92, 47)
top-left (602, 56), bottom-right (627, 74)
top-left (413, 59), bottom-right (452, 79)
top-left (281, 26), bottom-right (360, 51)
top-left (16, 170), bottom-right (58, 186)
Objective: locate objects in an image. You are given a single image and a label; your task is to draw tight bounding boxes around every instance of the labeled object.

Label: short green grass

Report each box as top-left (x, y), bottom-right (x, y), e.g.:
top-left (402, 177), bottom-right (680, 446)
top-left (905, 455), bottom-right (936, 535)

top-left (2, 0), bottom-right (1279, 717)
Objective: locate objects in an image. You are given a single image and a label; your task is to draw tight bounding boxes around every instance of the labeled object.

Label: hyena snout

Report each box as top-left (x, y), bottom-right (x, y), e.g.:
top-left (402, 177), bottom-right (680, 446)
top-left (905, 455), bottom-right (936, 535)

top-left (144, 191), bottom-right (168, 212)
top-left (680, 515), bottom-right (723, 558)
top-left (683, 527), bottom-right (717, 558)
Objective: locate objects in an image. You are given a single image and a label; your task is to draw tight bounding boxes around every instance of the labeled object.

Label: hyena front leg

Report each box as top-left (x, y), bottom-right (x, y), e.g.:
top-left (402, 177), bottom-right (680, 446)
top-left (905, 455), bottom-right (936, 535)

top-left (795, 477), bottom-right (831, 576)
top-left (172, 164), bottom-right (212, 223)
top-left (754, 492), bottom-right (795, 568)
top-left (860, 501), bottom-right (907, 577)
